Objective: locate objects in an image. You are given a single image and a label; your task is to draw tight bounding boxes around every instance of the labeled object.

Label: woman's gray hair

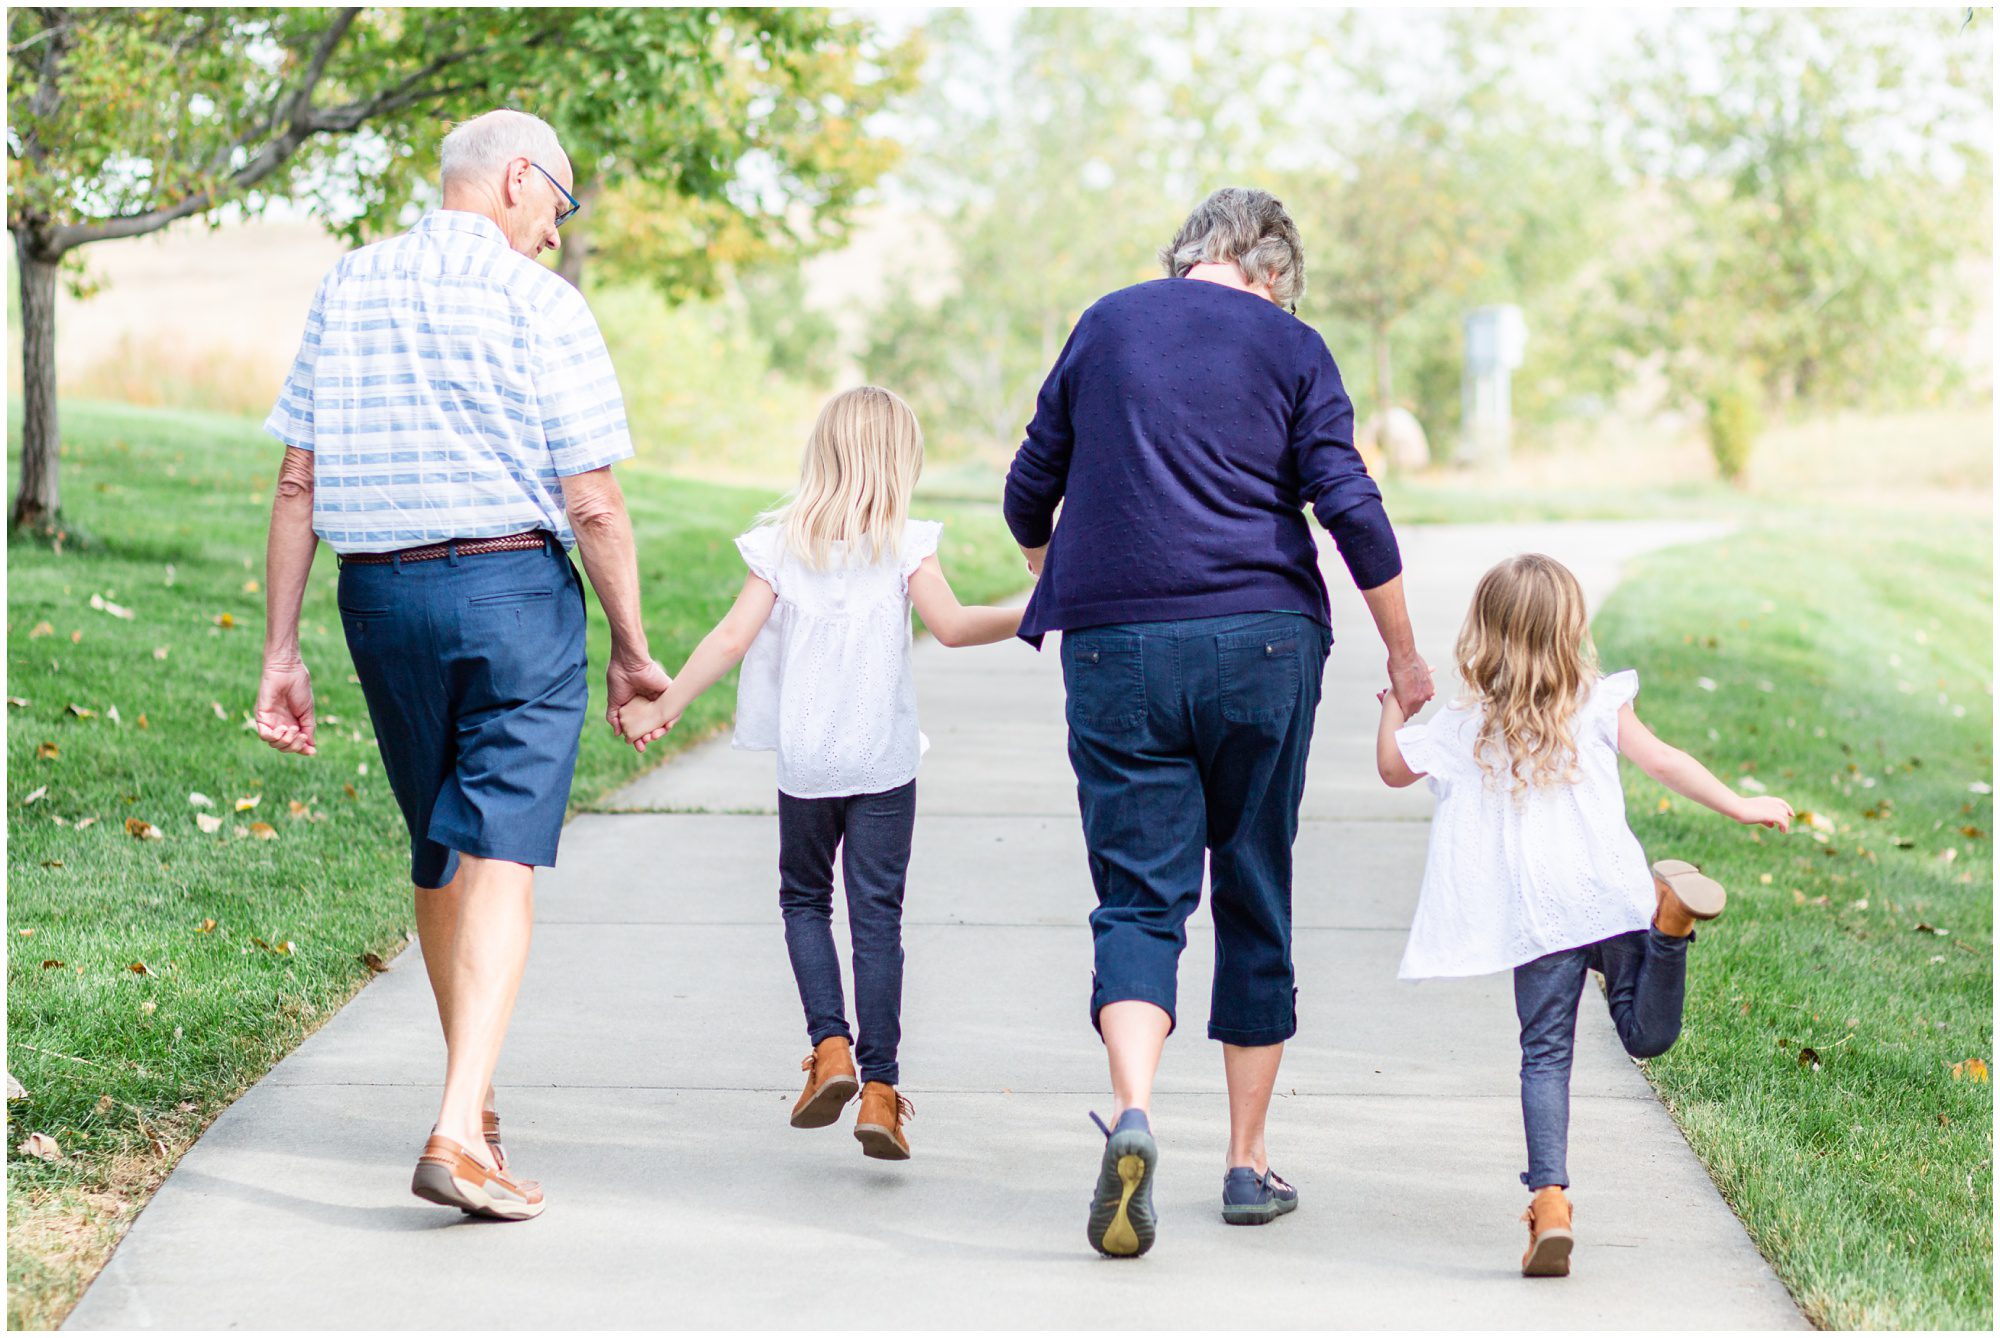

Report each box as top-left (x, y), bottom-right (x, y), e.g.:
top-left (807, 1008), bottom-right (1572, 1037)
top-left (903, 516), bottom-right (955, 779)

top-left (1158, 187), bottom-right (1307, 309)
top-left (440, 109), bottom-right (567, 186)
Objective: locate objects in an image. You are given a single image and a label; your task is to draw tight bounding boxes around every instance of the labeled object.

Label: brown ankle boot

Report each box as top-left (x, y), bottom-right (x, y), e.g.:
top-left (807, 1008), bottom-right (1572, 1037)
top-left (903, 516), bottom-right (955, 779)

top-left (1520, 1186), bottom-right (1575, 1276)
top-left (854, 1081), bottom-right (912, 1160)
top-left (791, 1036), bottom-right (858, 1129)
top-left (1651, 859), bottom-right (1726, 938)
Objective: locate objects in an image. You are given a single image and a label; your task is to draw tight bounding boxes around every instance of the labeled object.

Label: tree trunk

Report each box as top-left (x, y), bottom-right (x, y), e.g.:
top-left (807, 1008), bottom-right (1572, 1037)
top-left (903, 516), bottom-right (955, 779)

top-left (12, 232), bottom-right (63, 535)
top-left (552, 180), bottom-right (602, 289)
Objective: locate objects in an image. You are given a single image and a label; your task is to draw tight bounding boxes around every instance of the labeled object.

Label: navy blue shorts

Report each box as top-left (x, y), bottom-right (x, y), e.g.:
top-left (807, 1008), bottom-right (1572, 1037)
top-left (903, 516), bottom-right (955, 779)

top-left (337, 539), bottom-right (589, 889)
top-left (1062, 611), bottom-right (1330, 1047)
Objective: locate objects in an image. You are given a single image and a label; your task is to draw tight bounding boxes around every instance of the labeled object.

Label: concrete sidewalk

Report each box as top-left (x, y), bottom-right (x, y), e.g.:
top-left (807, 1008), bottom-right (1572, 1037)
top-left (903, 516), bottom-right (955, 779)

top-left (67, 520), bottom-right (1805, 1330)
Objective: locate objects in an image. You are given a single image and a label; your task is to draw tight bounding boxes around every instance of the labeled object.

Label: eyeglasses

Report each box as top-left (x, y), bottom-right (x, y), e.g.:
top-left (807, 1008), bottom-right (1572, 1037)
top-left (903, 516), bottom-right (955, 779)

top-left (531, 162), bottom-right (581, 228)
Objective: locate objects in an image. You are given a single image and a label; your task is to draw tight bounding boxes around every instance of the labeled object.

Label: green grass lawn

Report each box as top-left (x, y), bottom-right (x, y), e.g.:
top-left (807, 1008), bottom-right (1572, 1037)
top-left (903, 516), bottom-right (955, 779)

top-left (4, 401), bottom-right (1027, 1329)
top-left (1595, 510), bottom-right (1994, 1329)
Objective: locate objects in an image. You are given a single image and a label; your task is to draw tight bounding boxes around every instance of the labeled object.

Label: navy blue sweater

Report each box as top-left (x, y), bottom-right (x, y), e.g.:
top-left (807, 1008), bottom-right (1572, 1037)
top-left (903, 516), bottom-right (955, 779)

top-left (1003, 278), bottom-right (1402, 645)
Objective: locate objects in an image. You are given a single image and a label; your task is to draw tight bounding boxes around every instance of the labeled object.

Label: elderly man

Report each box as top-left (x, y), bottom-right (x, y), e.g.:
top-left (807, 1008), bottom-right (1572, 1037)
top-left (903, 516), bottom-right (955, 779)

top-left (255, 109), bottom-right (665, 1219)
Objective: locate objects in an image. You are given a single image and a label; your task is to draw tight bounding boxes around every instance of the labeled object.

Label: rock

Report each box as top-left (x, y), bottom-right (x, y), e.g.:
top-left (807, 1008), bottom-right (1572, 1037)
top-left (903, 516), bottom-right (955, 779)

top-left (1358, 407), bottom-right (1431, 472)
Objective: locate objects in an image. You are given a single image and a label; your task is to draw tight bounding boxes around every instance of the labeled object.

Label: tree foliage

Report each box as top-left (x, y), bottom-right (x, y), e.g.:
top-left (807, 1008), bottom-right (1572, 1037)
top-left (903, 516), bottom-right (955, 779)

top-left (5, 6), bottom-right (911, 530)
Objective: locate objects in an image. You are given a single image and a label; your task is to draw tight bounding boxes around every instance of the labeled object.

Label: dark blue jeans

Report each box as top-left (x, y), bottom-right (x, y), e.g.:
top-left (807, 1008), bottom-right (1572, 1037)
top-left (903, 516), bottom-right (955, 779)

top-left (777, 781), bottom-right (916, 1087)
top-left (1514, 927), bottom-right (1691, 1189)
top-left (1062, 611), bottom-right (1331, 1046)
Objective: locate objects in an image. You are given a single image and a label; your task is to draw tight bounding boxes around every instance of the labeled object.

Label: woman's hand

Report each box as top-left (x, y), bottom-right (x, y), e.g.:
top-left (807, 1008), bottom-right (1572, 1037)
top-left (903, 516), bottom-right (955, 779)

top-left (1020, 544), bottom-right (1047, 577)
top-left (1387, 651), bottom-right (1435, 716)
top-left (1734, 795), bottom-right (1795, 832)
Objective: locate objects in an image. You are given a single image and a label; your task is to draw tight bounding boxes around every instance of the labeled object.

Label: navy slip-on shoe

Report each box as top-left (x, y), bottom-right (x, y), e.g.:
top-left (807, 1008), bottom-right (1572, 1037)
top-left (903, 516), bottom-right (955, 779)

top-left (1221, 1166), bottom-right (1299, 1225)
top-left (1086, 1109), bottom-right (1158, 1258)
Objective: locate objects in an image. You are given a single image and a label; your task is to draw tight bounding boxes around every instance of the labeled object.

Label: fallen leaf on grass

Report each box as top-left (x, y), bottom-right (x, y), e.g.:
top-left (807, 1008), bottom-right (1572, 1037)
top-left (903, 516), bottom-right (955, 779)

top-left (124, 818), bottom-right (162, 841)
top-left (1960, 826), bottom-right (1985, 840)
top-left (138, 1001), bottom-right (156, 1016)
top-left (195, 814), bottom-right (222, 834)
top-left (1696, 677), bottom-right (1718, 692)
top-left (1656, 797), bottom-right (1672, 813)
top-left (1799, 811), bottom-right (1834, 833)
top-left (1851, 898), bottom-right (1870, 910)
top-left (1913, 922), bottom-right (1950, 936)
top-left (22, 786), bottom-right (48, 806)
top-left (64, 704), bottom-right (95, 719)
top-left (88, 593), bottom-right (134, 620)
top-left (1938, 848), bottom-right (1959, 864)
top-left (128, 961), bottom-right (153, 976)
top-left (343, 784), bottom-right (358, 800)
top-left (35, 741), bottom-right (58, 760)
top-left (210, 702), bottom-right (228, 721)
top-left (247, 822), bottom-right (277, 840)
top-left (39, 960), bottom-right (62, 970)
top-left (234, 796), bottom-right (261, 812)
top-left (1951, 1058), bottom-right (1990, 1083)
top-left (28, 622), bottom-right (52, 640)
top-left (288, 800), bottom-right (309, 819)
top-left (196, 918), bottom-right (217, 934)
top-left (214, 613), bottom-right (235, 629)
top-left (6, 696), bottom-right (27, 708)
top-left (95, 1095), bottom-right (114, 1115)
top-left (5, 1073), bottom-right (24, 1101)
top-left (74, 816), bottom-right (96, 830)
top-left (40, 860), bottom-right (63, 869)
top-left (188, 793), bottom-right (213, 808)
top-left (136, 714), bottom-right (149, 730)
top-left (360, 952), bottom-right (389, 973)
top-left (106, 706), bottom-right (121, 727)
top-left (1797, 1047), bottom-right (1822, 1071)
top-left (18, 1133), bottom-right (62, 1161)
top-left (152, 646), bottom-right (169, 661)
top-left (68, 630), bottom-right (81, 645)
top-left (1970, 781), bottom-right (1993, 795)
top-left (1759, 873), bottom-right (1772, 885)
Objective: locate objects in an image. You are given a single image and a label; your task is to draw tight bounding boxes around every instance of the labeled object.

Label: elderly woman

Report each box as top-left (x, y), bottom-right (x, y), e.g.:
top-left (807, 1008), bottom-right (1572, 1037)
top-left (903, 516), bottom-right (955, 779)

top-left (1004, 187), bottom-right (1434, 1256)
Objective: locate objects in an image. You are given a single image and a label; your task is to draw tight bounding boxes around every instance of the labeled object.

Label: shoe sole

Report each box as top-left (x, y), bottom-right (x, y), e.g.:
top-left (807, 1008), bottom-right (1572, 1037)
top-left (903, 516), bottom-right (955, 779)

top-left (1087, 1130), bottom-right (1157, 1257)
top-left (854, 1123), bottom-right (910, 1160)
top-left (411, 1161), bottom-right (544, 1221)
top-left (1222, 1196), bottom-right (1298, 1226)
top-left (1652, 860), bottom-right (1726, 919)
top-left (791, 1075), bottom-right (859, 1129)
top-left (1522, 1227), bottom-right (1573, 1277)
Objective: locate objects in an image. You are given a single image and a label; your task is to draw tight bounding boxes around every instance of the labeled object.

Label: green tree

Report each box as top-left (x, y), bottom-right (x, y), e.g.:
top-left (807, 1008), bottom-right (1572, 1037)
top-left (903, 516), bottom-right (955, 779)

top-left (1608, 8), bottom-right (1992, 463)
top-left (6, 6), bottom-right (908, 535)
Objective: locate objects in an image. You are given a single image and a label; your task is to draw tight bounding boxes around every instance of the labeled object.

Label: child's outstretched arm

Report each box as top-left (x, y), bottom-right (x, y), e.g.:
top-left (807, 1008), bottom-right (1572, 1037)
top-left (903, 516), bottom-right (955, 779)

top-left (1376, 688), bottom-right (1426, 788)
top-left (1616, 705), bottom-right (1794, 830)
top-left (908, 554), bottom-right (1024, 647)
top-left (623, 575), bottom-right (777, 751)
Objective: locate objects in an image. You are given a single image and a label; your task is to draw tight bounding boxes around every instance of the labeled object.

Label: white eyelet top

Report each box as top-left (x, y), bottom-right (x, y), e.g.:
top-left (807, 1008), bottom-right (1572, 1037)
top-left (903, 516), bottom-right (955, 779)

top-left (731, 519), bottom-right (943, 799)
top-left (1392, 670), bottom-right (1655, 979)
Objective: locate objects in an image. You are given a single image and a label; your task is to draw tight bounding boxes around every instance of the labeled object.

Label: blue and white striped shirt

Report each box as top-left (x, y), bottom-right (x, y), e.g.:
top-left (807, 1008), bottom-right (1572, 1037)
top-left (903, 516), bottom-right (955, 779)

top-left (264, 210), bottom-right (633, 553)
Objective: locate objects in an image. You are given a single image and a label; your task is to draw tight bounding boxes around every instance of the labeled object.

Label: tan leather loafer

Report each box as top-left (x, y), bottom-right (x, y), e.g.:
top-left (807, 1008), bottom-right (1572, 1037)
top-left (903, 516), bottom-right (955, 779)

top-left (854, 1081), bottom-right (912, 1160)
top-left (791, 1036), bottom-right (859, 1128)
top-left (411, 1135), bottom-right (545, 1221)
top-left (1520, 1186), bottom-right (1574, 1276)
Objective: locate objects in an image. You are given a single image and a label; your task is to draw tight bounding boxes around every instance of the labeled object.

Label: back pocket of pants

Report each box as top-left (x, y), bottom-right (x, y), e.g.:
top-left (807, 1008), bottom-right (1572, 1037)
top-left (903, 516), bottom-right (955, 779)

top-left (1217, 629), bottom-right (1301, 724)
top-left (1061, 634), bottom-right (1146, 732)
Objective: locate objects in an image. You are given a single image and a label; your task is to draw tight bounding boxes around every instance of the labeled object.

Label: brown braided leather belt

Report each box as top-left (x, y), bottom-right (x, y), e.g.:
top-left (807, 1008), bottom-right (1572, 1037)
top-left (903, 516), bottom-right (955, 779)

top-left (338, 530), bottom-right (553, 566)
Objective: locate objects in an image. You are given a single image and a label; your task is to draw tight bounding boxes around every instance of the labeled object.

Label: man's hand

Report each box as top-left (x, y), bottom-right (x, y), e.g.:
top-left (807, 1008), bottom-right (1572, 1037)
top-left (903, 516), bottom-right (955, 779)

top-left (255, 658), bottom-right (317, 756)
top-left (1387, 651), bottom-right (1435, 717)
top-left (606, 654), bottom-right (672, 735)
top-left (1020, 544), bottom-right (1047, 577)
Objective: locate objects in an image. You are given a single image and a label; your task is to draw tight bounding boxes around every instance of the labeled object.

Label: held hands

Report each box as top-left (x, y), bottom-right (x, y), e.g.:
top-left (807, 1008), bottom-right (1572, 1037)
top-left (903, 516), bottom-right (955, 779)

top-left (254, 658), bottom-right (317, 756)
top-left (606, 653), bottom-right (671, 745)
top-left (1387, 652), bottom-right (1435, 717)
top-left (1734, 795), bottom-right (1795, 833)
top-left (621, 691), bottom-right (682, 753)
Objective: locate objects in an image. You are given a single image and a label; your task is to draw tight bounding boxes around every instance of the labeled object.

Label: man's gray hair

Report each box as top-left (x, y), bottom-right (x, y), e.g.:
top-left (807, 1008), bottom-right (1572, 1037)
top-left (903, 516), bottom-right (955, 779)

top-left (440, 109), bottom-right (567, 186)
top-left (1158, 187), bottom-right (1307, 309)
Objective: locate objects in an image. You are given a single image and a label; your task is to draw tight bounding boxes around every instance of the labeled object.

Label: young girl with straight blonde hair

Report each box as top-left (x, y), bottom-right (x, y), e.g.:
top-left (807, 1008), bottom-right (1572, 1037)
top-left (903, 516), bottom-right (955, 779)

top-left (621, 385), bottom-right (1022, 1160)
top-left (1375, 553), bottom-right (1794, 1278)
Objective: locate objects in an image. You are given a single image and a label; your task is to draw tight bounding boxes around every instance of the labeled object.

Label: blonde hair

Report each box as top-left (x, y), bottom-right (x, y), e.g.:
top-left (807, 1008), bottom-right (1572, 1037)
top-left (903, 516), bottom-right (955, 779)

top-left (1455, 554), bottom-right (1601, 791)
top-left (764, 386), bottom-right (924, 570)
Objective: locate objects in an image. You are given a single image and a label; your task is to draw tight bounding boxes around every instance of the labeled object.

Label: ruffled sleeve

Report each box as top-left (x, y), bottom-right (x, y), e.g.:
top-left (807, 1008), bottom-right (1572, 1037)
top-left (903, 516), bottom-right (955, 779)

top-left (1593, 669), bottom-right (1640, 748)
top-left (1394, 714), bottom-right (1454, 786)
top-left (735, 525), bottom-right (785, 592)
top-left (899, 519), bottom-right (944, 580)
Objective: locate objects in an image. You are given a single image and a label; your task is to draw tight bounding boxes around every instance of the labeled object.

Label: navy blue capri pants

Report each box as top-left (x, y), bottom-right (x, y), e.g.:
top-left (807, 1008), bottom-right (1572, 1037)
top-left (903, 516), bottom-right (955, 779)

top-left (337, 537), bottom-right (589, 889)
top-left (1061, 610), bottom-right (1331, 1046)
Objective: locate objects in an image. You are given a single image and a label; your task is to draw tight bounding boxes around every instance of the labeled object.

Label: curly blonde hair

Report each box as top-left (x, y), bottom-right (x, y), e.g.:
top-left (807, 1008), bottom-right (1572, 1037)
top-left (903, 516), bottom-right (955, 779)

top-left (1455, 554), bottom-right (1601, 791)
